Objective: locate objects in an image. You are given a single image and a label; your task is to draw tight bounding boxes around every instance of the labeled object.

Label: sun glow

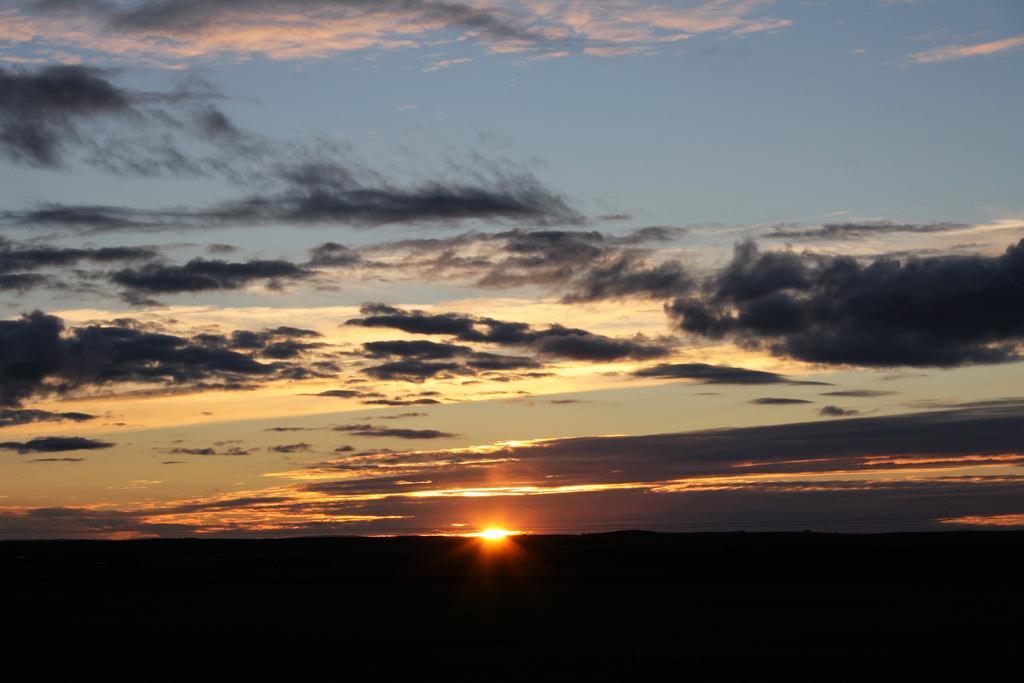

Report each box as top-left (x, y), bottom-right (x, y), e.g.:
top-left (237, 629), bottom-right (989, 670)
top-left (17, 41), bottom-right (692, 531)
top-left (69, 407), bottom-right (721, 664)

top-left (472, 528), bottom-right (521, 541)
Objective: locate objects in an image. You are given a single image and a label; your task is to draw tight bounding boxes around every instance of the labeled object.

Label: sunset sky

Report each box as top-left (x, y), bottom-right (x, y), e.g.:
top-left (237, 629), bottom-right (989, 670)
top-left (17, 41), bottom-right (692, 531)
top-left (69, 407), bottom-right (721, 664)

top-left (1, 0), bottom-right (1022, 538)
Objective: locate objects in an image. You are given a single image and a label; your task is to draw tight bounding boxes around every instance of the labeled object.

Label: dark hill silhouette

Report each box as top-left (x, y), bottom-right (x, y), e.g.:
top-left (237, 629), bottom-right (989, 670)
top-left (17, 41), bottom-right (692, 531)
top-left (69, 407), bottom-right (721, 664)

top-left (3, 531), bottom-right (1022, 670)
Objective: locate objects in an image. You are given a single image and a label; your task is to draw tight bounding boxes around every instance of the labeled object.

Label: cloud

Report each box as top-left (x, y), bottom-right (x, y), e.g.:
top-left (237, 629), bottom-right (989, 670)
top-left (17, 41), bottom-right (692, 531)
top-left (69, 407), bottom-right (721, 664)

top-left (300, 400), bottom-right (1024, 497)
top-left (164, 445), bottom-right (255, 456)
top-left (367, 227), bottom-right (689, 300)
top-left (358, 337), bottom-right (542, 381)
top-left (910, 34), bottom-right (1024, 64)
top-left (423, 57), bottom-right (472, 72)
top-left (0, 273), bottom-right (48, 291)
top-left (818, 405), bottom-right (861, 417)
top-left (0, 63), bottom-right (131, 166)
top-left (363, 340), bottom-right (472, 360)
top-left (4, 162), bottom-right (582, 231)
top-left (764, 221), bottom-right (968, 241)
top-left (0, 67), bottom-right (578, 232)
top-left (270, 443), bottom-right (313, 453)
top-left (111, 258), bottom-right (313, 295)
top-left (309, 389), bottom-right (366, 399)
top-left (750, 397), bottom-right (813, 405)
top-left (347, 303), bottom-right (672, 363)
top-left (0, 408), bottom-right (96, 427)
top-left (0, 224), bottom-right (688, 305)
top-left (332, 424), bottom-right (456, 439)
top-left (0, 238), bottom-right (323, 300)
top-left (0, 310), bottom-right (331, 407)
top-left (362, 359), bottom-right (464, 382)
top-left (0, 64), bottom-right (253, 171)
top-left (633, 362), bottom-right (825, 385)
top-left (0, 237), bottom-right (157, 273)
top-left (198, 326), bottom-right (327, 361)
top-left (7, 0), bottom-right (794, 63)
top-left (0, 436), bottom-right (114, 453)
top-left (667, 239), bottom-right (1024, 367)
top-left (361, 397), bottom-right (443, 406)
top-left (560, 253), bottom-right (692, 303)
top-left (364, 412), bottom-right (428, 420)
top-left (307, 242), bottom-right (363, 268)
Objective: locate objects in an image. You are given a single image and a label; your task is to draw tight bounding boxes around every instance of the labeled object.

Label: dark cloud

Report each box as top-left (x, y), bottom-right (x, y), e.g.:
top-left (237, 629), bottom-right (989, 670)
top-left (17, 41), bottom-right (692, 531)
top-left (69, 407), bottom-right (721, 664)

top-left (259, 339), bottom-right (325, 360)
top-left (362, 340), bottom-right (471, 360)
top-left (225, 164), bottom-right (581, 227)
top-left (227, 326), bottom-right (321, 349)
top-left (363, 412), bottom-right (428, 420)
top-left (332, 424), bottom-right (456, 439)
top-left (765, 221), bottom-right (968, 241)
top-left (0, 408), bottom-right (96, 427)
top-left (190, 326), bottom-right (327, 361)
top-left (347, 304), bottom-right (671, 363)
top-left (819, 405), bottom-right (861, 417)
top-left (0, 64), bottom-right (132, 166)
top-left (0, 311), bottom-right (329, 407)
top-left (361, 397), bottom-right (443, 406)
top-left (164, 445), bottom-right (255, 456)
top-left (473, 229), bottom-right (621, 289)
top-left (310, 390), bottom-right (365, 399)
top-left (357, 337), bottom-right (542, 382)
top-left (0, 238), bottom-right (157, 272)
top-left (529, 329), bottom-right (668, 362)
top-left (362, 360), bottom-right (463, 382)
top-left (0, 310), bottom-right (66, 406)
top-left (0, 63), bottom-right (253, 172)
top-left (0, 237), bottom-right (158, 293)
top-left (750, 397), bottom-right (814, 405)
top-left (464, 352), bottom-right (540, 371)
top-left (111, 258), bottom-right (312, 295)
top-left (0, 273), bottom-right (48, 291)
top-left (307, 242), bottom-right (363, 267)
top-left (1, 204), bottom-right (164, 232)
top-left (561, 253), bottom-right (692, 303)
top-left (5, 164), bottom-right (581, 232)
top-left (1, 66), bottom-right (578, 231)
top-left (346, 303), bottom-right (477, 337)
top-left (0, 436), bottom-right (114, 453)
top-left (270, 443), bottom-right (313, 453)
top-left (668, 239), bottom-right (1024, 367)
top-left (633, 363), bottom-right (826, 385)
top-left (1, 67), bottom-right (578, 232)
top-left (305, 400), bottom-right (1024, 499)
top-left (365, 227), bottom-right (689, 300)
top-left (821, 390), bottom-right (899, 398)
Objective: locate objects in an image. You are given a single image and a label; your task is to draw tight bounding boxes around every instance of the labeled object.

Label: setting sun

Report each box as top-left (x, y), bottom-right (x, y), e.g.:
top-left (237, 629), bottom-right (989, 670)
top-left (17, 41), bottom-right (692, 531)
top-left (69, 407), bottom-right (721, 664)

top-left (473, 528), bottom-right (521, 541)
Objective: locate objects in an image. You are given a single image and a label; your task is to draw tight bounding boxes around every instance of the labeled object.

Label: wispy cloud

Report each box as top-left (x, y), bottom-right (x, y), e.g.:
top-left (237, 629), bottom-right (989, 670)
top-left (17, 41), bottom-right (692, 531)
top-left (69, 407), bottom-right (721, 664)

top-left (1, 1), bottom-right (793, 64)
top-left (909, 34), bottom-right (1024, 64)
top-left (423, 57), bottom-right (472, 72)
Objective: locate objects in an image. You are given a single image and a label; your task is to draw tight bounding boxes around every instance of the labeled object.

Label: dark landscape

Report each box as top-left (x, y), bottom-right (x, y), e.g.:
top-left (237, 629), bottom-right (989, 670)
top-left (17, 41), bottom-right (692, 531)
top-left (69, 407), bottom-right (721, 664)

top-left (5, 531), bottom-right (1022, 667)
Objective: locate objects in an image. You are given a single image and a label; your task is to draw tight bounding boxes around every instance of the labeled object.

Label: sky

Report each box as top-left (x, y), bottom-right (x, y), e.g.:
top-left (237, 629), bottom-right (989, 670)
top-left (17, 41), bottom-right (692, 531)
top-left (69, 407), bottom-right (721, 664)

top-left (0, 0), bottom-right (1022, 538)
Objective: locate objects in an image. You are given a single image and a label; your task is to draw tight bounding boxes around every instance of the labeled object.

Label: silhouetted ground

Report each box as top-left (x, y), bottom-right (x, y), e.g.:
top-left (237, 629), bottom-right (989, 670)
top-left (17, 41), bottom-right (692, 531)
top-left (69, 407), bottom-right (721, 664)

top-left (4, 531), bottom-right (1022, 671)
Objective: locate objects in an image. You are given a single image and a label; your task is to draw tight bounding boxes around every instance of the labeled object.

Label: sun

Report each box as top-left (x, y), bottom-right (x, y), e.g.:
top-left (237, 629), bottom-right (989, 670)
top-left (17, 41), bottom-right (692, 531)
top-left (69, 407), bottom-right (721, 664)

top-left (473, 527), bottom-right (520, 541)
